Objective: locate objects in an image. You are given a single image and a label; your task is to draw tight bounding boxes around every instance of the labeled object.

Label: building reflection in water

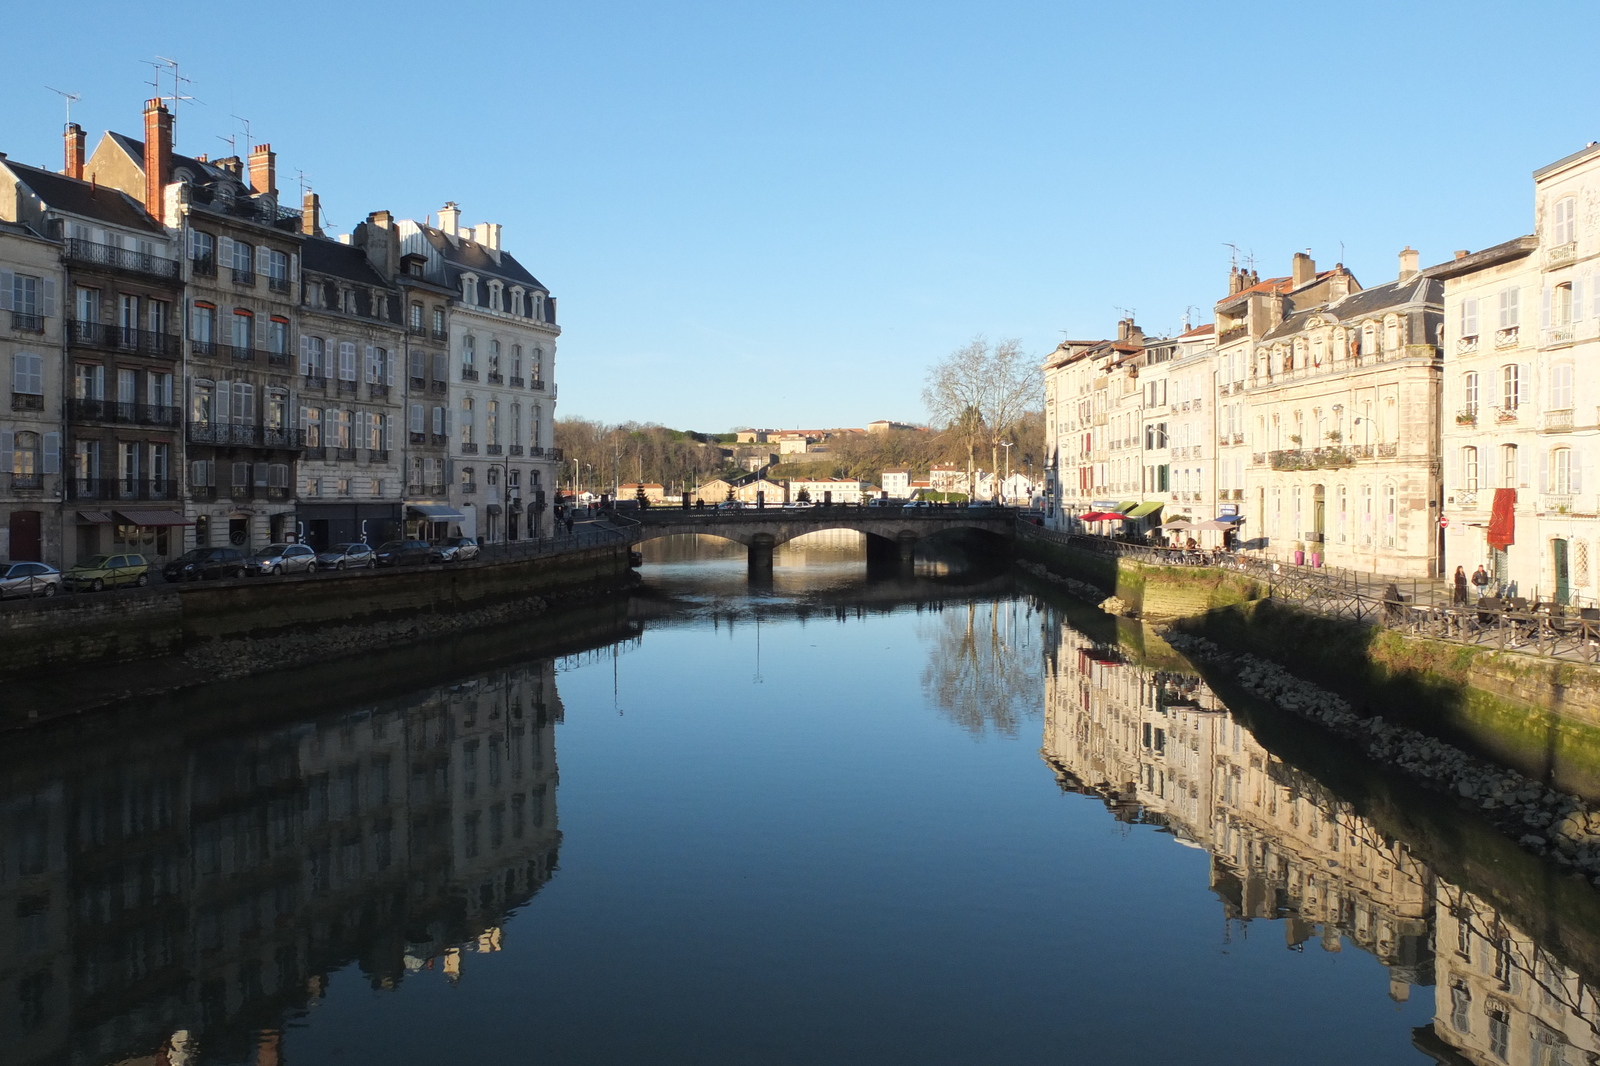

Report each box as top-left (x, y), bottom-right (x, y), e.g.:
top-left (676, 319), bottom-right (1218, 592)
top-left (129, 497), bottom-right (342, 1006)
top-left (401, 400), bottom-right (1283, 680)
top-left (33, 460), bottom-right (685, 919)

top-left (0, 660), bottom-right (563, 1066)
top-left (1041, 614), bottom-right (1600, 1065)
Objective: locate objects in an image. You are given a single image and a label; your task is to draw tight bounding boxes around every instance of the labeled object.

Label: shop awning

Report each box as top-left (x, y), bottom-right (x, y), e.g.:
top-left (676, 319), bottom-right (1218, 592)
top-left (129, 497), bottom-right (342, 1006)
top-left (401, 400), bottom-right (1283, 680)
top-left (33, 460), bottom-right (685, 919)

top-left (114, 509), bottom-right (192, 526)
top-left (1114, 500), bottom-right (1138, 513)
top-left (1126, 501), bottom-right (1163, 519)
top-left (408, 504), bottom-right (466, 522)
top-left (486, 504), bottom-right (502, 514)
top-left (77, 510), bottom-right (114, 524)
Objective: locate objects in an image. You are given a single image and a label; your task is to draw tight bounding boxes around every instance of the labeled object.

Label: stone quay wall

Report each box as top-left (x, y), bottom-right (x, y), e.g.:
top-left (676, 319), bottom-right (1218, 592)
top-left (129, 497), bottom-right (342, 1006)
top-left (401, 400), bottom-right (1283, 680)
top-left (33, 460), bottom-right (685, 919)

top-left (0, 544), bottom-right (632, 688)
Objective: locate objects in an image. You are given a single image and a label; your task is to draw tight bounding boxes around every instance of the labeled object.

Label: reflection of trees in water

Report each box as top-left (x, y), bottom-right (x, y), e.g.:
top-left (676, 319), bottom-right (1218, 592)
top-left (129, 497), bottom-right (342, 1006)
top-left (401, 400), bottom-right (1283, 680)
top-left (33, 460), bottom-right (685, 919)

top-left (919, 599), bottom-right (1044, 737)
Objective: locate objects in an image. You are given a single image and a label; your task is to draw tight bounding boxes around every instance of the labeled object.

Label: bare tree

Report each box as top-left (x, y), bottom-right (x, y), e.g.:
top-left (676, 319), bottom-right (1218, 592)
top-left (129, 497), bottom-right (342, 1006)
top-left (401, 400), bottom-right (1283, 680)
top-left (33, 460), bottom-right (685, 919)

top-left (922, 338), bottom-right (1041, 498)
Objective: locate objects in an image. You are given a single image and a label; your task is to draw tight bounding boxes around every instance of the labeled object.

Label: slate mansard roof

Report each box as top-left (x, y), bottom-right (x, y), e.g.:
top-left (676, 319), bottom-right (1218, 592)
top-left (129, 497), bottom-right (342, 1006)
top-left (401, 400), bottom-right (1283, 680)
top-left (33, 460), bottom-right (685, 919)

top-left (1261, 275), bottom-right (1443, 342)
top-left (405, 222), bottom-right (548, 294)
top-left (301, 235), bottom-right (389, 288)
top-left (4, 158), bottom-right (165, 235)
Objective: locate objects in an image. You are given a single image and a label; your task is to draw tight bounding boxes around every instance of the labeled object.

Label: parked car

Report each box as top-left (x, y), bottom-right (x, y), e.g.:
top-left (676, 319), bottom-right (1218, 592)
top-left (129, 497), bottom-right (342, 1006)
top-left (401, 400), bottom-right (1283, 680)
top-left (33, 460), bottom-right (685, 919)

top-left (431, 536), bottom-right (480, 563)
top-left (64, 553), bottom-right (151, 592)
top-left (163, 547), bottom-right (247, 582)
top-left (248, 543), bottom-right (318, 576)
top-left (374, 539), bottom-right (433, 567)
top-left (0, 561), bottom-right (62, 599)
top-left (714, 501), bottom-right (745, 511)
top-left (865, 497), bottom-right (901, 508)
top-left (965, 499), bottom-right (1001, 510)
top-left (904, 499), bottom-right (934, 509)
top-left (316, 542), bottom-right (376, 570)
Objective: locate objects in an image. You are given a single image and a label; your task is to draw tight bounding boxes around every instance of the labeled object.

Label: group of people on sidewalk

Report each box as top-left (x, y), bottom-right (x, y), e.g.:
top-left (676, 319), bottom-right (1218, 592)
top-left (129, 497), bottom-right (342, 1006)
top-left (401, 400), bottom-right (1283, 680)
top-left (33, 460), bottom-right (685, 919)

top-left (1453, 563), bottom-right (1509, 605)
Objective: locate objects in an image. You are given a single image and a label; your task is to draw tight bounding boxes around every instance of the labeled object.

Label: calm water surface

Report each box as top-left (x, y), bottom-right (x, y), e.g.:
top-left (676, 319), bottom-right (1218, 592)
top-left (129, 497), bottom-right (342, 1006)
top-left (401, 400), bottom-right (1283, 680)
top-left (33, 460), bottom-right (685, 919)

top-left (6, 532), bottom-right (1599, 1064)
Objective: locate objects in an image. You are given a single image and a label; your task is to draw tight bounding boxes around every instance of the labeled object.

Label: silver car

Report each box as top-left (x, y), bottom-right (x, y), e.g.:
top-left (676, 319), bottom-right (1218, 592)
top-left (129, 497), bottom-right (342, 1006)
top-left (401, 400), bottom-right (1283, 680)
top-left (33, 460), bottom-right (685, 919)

top-left (248, 543), bottom-right (318, 576)
top-left (0, 561), bottom-right (62, 599)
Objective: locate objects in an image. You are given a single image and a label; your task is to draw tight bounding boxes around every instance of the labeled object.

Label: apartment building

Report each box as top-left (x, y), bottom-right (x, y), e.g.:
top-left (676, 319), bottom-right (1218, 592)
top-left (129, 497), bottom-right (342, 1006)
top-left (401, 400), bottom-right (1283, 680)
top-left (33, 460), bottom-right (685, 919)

top-left (0, 220), bottom-right (65, 563)
top-left (393, 241), bottom-right (457, 540)
top-left (1041, 337), bottom-right (1104, 525)
top-left (1136, 323), bottom-right (1218, 517)
top-left (295, 221), bottom-right (406, 548)
top-left (398, 206), bottom-right (559, 543)
top-left (85, 101), bottom-right (306, 551)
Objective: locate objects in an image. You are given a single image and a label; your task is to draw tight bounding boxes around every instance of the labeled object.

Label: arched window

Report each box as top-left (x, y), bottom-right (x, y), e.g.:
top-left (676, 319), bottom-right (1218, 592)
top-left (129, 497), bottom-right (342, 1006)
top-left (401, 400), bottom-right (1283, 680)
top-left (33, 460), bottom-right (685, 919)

top-left (1501, 364), bottom-right (1521, 409)
top-left (1553, 447), bottom-right (1573, 494)
top-left (1462, 446), bottom-right (1479, 492)
top-left (1312, 336), bottom-right (1324, 366)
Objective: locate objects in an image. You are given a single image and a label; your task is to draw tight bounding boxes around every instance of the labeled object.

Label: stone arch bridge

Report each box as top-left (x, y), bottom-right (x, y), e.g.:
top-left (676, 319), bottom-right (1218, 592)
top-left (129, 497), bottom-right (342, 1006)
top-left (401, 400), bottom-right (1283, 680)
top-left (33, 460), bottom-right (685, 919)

top-left (617, 506), bottom-right (1018, 567)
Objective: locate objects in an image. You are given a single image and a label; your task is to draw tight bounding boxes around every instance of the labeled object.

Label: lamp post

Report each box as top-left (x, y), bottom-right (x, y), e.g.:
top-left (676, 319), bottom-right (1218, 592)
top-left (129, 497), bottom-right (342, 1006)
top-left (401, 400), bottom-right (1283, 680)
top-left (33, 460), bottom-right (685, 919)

top-left (484, 457), bottom-right (514, 544)
top-left (999, 441), bottom-right (1014, 503)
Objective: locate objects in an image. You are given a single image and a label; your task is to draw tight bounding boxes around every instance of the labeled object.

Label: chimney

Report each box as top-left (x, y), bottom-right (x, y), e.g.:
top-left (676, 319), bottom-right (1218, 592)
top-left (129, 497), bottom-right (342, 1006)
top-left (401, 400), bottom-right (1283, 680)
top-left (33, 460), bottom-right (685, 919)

top-left (470, 221), bottom-right (502, 250)
top-left (301, 191), bottom-right (323, 237)
top-left (63, 123), bottom-right (85, 180)
top-left (438, 201), bottom-right (461, 237)
top-left (1117, 318), bottom-right (1131, 342)
top-left (248, 144), bottom-right (276, 196)
top-left (358, 210), bottom-right (398, 278)
top-left (1291, 252), bottom-right (1315, 288)
top-left (1228, 266), bottom-right (1244, 295)
top-left (1454, 249), bottom-right (1470, 260)
top-left (1398, 246), bottom-right (1419, 282)
top-left (1328, 265), bottom-right (1352, 301)
top-left (142, 99), bottom-right (173, 222)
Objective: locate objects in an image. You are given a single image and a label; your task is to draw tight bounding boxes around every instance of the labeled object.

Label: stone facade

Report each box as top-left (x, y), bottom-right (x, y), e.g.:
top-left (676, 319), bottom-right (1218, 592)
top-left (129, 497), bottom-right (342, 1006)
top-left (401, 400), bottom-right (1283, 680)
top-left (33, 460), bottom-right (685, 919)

top-left (0, 221), bottom-right (65, 563)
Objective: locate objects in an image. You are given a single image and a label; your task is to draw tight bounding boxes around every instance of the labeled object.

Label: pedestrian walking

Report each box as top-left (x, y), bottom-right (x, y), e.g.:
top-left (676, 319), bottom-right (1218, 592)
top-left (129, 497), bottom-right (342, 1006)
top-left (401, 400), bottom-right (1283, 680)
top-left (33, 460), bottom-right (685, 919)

top-left (1453, 565), bottom-right (1469, 606)
top-left (566, 515), bottom-right (575, 534)
top-left (1471, 564), bottom-right (1490, 599)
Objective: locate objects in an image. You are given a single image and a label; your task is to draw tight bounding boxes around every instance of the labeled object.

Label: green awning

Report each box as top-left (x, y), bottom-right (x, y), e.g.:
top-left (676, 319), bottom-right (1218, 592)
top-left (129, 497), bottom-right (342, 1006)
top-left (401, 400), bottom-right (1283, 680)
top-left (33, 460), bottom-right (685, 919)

top-left (1126, 501), bottom-right (1163, 519)
top-left (1115, 500), bottom-right (1138, 513)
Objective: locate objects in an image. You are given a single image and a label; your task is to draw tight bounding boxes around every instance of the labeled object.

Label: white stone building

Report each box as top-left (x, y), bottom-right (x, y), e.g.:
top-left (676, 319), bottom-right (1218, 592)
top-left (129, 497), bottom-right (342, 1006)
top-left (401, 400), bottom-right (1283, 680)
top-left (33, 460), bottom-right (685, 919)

top-left (0, 221), bottom-right (65, 563)
top-left (400, 205), bottom-right (560, 543)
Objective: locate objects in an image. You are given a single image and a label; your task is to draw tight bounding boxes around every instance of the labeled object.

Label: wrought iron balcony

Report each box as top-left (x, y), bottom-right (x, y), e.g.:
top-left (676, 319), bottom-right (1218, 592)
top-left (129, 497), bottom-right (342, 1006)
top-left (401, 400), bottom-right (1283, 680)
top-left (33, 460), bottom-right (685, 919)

top-left (186, 422), bottom-right (305, 449)
top-left (267, 275), bottom-right (291, 295)
top-left (66, 398), bottom-right (181, 427)
top-left (67, 320), bottom-right (181, 357)
top-left (487, 372), bottom-right (503, 385)
top-left (11, 311), bottom-right (43, 333)
top-left (461, 367), bottom-right (479, 382)
top-left (509, 376), bottom-right (525, 388)
top-left (190, 255), bottom-right (216, 278)
top-left (529, 379), bottom-right (546, 391)
top-left (64, 237), bottom-right (180, 279)
top-left (68, 477), bottom-right (177, 500)
top-left (11, 392), bottom-right (43, 411)
top-left (461, 442), bottom-right (479, 454)
top-left (487, 444), bottom-right (503, 455)
top-left (509, 444), bottom-right (524, 456)
top-left (232, 267), bottom-right (256, 287)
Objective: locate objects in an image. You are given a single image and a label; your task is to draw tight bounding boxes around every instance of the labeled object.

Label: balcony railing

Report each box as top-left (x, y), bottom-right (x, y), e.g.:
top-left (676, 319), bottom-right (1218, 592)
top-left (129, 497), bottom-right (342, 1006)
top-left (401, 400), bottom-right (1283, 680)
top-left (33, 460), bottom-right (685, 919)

top-left (267, 275), bottom-right (290, 295)
top-left (68, 478), bottom-right (177, 500)
top-left (191, 255), bottom-right (216, 278)
top-left (509, 376), bottom-right (525, 388)
top-left (11, 311), bottom-right (44, 333)
top-left (66, 398), bottom-right (181, 427)
top-left (487, 444), bottom-right (503, 455)
top-left (461, 482), bottom-right (477, 494)
top-left (429, 380), bottom-right (448, 395)
top-left (406, 483), bottom-right (447, 496)
top-left (368, 449), bottom-right (390, 463)
top-left (487, 372), bottom-right (504, 385)
top-left (431, 327), bottom-right (448, 340)
top-left (1545, 327), bottom-right (1576, 348)
top-left (64, 237), bottom-right (180, 279)
top-left (228, 343), bottom-right (256, 363)
top-left (529, 379), bottom-right (546, 391)
top-left (335, 447), bottom-right (357, 462)
top-left (232, 267), bottom-right (256, 286)
top-left (461, 442), bottom-right (479, 454)
top-left (302, 446), bottom-right (327, 460)
top-left (7, 473), bottom-right (43, 490)
top-left (1494, 327), bottom-right (1520, 349)
top-left (67, 320), bottom-right (182, 357)
top-left (192, 339), bottom-right (219, 358)
top-left (303, 375), bottom-right (327, 391)
top-left (336, 378), bottom-right (357, 394)
top-left (1546, 408), bottom-right (1575, 433)
top-left (509, 444), bottom-right (524, 456)
top-left (186, 423), bottom-right (305, 449)
top-left (267, 349), bottom-right (290, 367)
top-left (408, 323), bottom-right (427, 336)
top-left (11, 392), bottom-right (43, 411)
top-left (461, 367), bottom-right (479, 381)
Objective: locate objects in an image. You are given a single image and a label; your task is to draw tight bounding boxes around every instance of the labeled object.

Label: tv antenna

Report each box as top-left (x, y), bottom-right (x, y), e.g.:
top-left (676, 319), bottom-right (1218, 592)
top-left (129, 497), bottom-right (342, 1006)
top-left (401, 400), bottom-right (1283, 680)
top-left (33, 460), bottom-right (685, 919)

top-left (233, 114), bottom-right (253, 147)
top-left (45, 87), bottom-right (81, 126)
top-left (216, 132), bottom-right (236, 157)
top-left (1114, 305), bottom-right (1137, 322)
top-left (1224, 242), bottom-right (1240, 270)
top-left (146, 57), bottom-right (202, 145)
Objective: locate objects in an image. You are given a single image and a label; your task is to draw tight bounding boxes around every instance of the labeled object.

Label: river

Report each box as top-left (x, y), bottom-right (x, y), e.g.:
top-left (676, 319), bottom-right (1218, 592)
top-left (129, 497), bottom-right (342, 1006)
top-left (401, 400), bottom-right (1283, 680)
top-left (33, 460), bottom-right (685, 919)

top-left (4, 531), bottom-right (1597, 1064)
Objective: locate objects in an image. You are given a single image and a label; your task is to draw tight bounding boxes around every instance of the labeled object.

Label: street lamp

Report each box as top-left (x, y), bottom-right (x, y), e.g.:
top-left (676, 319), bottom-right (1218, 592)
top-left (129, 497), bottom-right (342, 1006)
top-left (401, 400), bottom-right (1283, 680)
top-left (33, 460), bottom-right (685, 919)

top-left (999, 441), bottom-right (1014, 503)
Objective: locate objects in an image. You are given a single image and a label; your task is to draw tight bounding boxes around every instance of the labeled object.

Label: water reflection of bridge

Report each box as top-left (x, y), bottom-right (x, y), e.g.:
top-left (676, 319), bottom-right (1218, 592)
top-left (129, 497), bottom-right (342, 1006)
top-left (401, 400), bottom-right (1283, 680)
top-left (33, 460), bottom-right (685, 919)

top-left (0, 660), bottom-right (564, 1066)
top-left (1041, 616), bottom-right (1600, 1064)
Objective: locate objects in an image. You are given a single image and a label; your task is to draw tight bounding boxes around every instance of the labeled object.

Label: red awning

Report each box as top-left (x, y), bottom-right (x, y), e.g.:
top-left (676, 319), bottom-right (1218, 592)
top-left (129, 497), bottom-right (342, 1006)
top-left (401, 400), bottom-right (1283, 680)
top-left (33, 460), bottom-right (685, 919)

top-left (114, 510), bottom-right (193, 526)
top-left (1487, 489), bottom-right (1516, 550)
top-left (1079, 511), bottom-right (1129, 522)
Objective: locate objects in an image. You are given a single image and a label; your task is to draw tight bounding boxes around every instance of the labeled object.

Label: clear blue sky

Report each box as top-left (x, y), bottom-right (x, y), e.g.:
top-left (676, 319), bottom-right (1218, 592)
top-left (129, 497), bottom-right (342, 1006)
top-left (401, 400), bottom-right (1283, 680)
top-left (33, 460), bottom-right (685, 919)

top-left (1, 1), bottom-right (1592, 432)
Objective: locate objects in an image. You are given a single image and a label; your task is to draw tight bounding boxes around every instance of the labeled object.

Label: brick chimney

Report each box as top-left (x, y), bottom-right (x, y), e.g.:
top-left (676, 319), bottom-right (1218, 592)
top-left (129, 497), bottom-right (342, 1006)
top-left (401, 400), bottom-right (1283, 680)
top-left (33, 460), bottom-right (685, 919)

top-left (63, 123), bottom-right (85, 180)
top-left (1291, 252), bottom-right (1315, 288)
top-left (301, 191), bottom-right (323, 237)
top-left (1398, 246), bottom-right (1419, 282)
top-left (142, 99), bottom-right (173, 222)
top-left (1228, 267), bottom-right (1245, 295)
top-left (248, 144), bottom-right (276, 196)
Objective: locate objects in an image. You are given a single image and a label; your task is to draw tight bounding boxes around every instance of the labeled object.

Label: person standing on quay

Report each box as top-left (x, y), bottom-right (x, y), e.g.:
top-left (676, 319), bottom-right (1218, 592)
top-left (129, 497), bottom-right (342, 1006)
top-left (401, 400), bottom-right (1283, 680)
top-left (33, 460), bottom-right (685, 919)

top-left (1472, 564), bottom-right (1491, 599)
top-left (1453, 566), bottom-right (1469, 606)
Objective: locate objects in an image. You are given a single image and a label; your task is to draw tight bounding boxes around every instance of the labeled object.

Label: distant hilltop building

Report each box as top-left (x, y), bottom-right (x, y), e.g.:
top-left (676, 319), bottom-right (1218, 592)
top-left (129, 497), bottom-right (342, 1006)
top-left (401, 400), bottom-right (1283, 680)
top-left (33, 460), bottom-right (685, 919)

top-left (867, 419), bottom-right (919, 434)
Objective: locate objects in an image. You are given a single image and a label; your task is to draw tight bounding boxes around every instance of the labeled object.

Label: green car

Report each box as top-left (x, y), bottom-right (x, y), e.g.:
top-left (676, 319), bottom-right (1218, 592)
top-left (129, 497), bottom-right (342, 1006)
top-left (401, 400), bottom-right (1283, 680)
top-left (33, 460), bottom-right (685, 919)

top-left (64, 553), bottom-right (152, 592)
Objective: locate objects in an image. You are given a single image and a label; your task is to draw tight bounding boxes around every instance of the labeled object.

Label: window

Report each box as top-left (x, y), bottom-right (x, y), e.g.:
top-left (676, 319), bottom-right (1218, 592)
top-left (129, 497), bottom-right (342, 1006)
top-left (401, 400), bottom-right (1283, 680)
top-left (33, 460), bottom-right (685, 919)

top-left (461, 397), bottom-right (475, 445)
top-left (433, 307), bottom-right (445, 335)
top-left (1554, 282), bottom-right (1575, 326)
top-left (75, 286), bottom-right (100, 324)
top-left (1551, 363), bottom-right (1574, 409)
top-left (231, 240), bottom-right (253, 275)
top-left (1553, 195), bottom-right (1577, 245)
top-left (1553, 447), bottom-right (1573, 494)
top-left (13, 431), bottom-right (40, 478)
top-left (148, 371), bottom-right (172, 408)
top-left (1384, 485), bottom-right (1397, 547)
top-left (532, 347), bottom-right (543, 381)
top-left (268, 318), bottom-right (288, 355)
top-left (262, 249), bottom-right (288, 286)
top-left (1502, 364), bottom-right (1521, 409)
top-left (339, 341), bottom-right (357, 381)
top-left (189, 230), bottom-right (215, 264)
top-left (432, 406), bottom-right (444, 436)
top-left (303, 407), bottom-right (322, 448)
top-left (74, 363), bottom-right (104, 400)
top-left (232, 310), bottom-right (253, 350)
top-left (410, 403), bottom-right (424, 435)
top-left (1463, 371), bottom-right (1479, 414)
top-left (1502, 444), bottom-right (1519, 488)
top-left (531, 405), bottom-right (542, 450)
top-left (410, 302), bottom-right (424, 329)
top-left (512, 403), bottom-right (522, 445)
top-left (489, 339), bottom-right (500, 374)
top-left (1499, 286), bottom-right (1520, 328)
top-left (11, 352), bottom-right (42, 396)
top-left (461, 275), bottom-right (477, 305)
top-left (191, 303), bottom-right (216, 344)
top-left (1463, 447), bottom-right (1479, 492)
top-left (192, 381), bottom-right (214, 424)
top-left (333, 409), bottom-right (352, 449)
top-left (230, 382), bottom-right (255, 424)
top-left (1449, 981), bottom-right (1471, 1034)
top-left (300, 335), bottom-right (325, 376)
top-left (486, 399), bottom-right (499, 444)
top-left (1460, 297), bottom-right (1478, 337)
top-left (463, 335), bottom-right (476, 368)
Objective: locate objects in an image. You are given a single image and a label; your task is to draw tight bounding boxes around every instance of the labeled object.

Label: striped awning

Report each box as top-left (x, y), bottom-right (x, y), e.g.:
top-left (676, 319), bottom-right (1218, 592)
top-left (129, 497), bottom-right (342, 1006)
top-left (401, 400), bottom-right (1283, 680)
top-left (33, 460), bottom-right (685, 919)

top-left (114, 509), bottom-right (193, 526)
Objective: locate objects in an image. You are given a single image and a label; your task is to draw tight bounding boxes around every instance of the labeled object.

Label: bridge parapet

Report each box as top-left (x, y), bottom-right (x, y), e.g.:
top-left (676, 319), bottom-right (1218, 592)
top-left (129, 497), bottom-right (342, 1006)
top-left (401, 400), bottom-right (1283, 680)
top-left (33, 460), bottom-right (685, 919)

top-left (617, 505), bottom-right (1019, 552)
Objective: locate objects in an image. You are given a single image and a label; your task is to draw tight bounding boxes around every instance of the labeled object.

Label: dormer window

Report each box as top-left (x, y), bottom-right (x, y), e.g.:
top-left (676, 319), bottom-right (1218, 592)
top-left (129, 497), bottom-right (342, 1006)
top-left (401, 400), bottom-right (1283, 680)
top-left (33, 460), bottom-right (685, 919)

top-left (460, 274), bottom-right (477, 305)
top-left (532, 292), bottom-right (545, 321)
top-left (511, 287), bottom-right (525, 316)
top-left (488, 280), bottom-right (503, 312)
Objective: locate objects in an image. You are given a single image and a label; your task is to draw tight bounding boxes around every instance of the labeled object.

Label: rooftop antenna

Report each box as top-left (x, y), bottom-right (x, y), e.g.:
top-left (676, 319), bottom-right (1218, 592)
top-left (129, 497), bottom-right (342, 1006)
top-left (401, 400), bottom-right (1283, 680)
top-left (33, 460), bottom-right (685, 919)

top-left (1223, 242), bottom-right (1240, 270)
top-left (45, 87), bottom-right (81, 126)
top-left (147, 57), bottom-right (201, 147)
top-left (1339, 240), bottom-right (1346, 264)
top-left (233, 114), bottom-right (253, 147)
top-left (1114, 305), bottom-right (1137, 322)
top-left (216, 132), bottom-right (236, 157)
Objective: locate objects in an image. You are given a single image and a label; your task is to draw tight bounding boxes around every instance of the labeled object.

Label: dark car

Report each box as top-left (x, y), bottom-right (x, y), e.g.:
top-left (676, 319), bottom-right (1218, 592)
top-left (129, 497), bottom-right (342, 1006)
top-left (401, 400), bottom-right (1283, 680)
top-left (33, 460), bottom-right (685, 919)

top-left (431, 536), bottom-right (480, 563)
top-left (163, 547), bottom-right (247, 582)
top-left (374, 539), bottom-right (433, 567)
top-left (316, 542), bottom-right (376, 570)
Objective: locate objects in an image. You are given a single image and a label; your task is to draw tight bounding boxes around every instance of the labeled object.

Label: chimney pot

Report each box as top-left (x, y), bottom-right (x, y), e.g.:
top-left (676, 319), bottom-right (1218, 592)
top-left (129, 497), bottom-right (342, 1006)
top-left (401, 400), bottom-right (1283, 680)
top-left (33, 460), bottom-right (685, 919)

top-left (142, 99), bottom-right (173, 223)
top-left (438, 202), bottom-right (461, 237)
top-left (63, 123), bottom-right (85, 180)
top-left (248, 144), bottom-right (276, 197)
top-left (1398, 246), bottom-right (1420, 282)
top-left (1454, 249), bottom-right (1470, 260)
